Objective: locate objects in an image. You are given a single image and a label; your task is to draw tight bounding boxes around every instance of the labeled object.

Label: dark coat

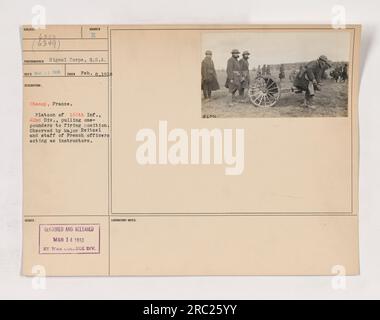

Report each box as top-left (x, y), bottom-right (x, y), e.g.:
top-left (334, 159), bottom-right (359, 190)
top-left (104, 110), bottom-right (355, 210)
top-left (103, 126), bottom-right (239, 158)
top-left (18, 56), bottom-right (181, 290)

top-left (342, 64), bottom-right (348, 80)
top-left (239, 58), bottom-right (250, 89)
top-left (293, 60), bottom-right (324, 90)
top-left (201, 57), bottom-right (220, 91)
top-left (225, 57), bottom-right (241, 92)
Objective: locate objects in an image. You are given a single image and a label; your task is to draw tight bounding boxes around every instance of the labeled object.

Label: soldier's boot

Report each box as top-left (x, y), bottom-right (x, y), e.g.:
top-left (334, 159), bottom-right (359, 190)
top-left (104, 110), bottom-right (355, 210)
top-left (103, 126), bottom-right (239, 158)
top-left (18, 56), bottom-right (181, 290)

top-left (238, 88), bottom-right (246, 102)
top-left (207, 90), bottom-right (212, 99)
top-left (229, 94), bottom-right (237, 107)
top-left (299, 98), bottom-right (308, 108)
top-left (306, 96), bottom-right (316, 109)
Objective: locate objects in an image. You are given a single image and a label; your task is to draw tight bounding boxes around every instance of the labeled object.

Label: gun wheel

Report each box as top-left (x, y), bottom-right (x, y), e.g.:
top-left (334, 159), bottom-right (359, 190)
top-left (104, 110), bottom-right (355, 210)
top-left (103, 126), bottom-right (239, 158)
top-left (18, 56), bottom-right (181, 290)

top-left (248, 76), bottom-right (281, 107)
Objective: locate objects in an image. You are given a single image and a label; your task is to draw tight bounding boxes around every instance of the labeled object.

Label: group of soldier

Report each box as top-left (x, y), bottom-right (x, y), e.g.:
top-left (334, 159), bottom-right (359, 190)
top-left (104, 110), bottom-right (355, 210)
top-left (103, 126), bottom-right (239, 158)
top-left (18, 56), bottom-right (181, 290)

top-left (256, 64), bottom-right (286, 81)
top-left (201, 49), bottom-right (252, 105)
top-left (201, 48), bottom-right (334, 109)
top-left (256, 64), bottom-right (272, 77)
top-left (330, 63), bottom-right (348, 83)
top-left (225, 49), bottom-right (251, 104)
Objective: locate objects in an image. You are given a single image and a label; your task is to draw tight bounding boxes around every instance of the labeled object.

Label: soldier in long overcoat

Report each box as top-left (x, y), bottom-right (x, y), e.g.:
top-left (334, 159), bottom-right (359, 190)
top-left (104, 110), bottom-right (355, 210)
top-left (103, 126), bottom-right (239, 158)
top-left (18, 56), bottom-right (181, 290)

top-left (293, 55), bottom-right (332, 108)
top-left (201, 50), bottom-right (220, 99)
top-left (238, 50), bottom-right (250, 98)
top-left (225, 49), bottom-right (242, 104)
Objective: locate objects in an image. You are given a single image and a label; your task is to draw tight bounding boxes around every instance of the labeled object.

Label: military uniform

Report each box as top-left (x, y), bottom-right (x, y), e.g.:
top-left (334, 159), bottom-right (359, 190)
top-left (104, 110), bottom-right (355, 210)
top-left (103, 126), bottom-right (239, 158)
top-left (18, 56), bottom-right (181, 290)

top-left (341, 64), bottom-right (348, 82)
top-left (279, 64), bottom-right (285, 80)
top-left (293, 55), bottom-right (332, 107)
top-left (262, 64), bottom-right (267, 75)
top-left (238, 51), bottom-right (250, 97)
top-left (201, 53), bottom-right (220, 99)
top-left (225, 54), bottom-right (241, 93)
top-left (266, 65), bottom-right (271, 76)
top-left (294, 60), bottom-right (323, 89)
top-left (330, 67), bottom-right (341, 82)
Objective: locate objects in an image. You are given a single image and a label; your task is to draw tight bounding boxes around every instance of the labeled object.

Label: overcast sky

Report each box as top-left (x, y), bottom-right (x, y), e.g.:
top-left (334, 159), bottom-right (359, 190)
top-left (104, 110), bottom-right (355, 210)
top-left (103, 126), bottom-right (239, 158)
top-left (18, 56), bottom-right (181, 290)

top-left (202, 30), bottom-right (351, 69)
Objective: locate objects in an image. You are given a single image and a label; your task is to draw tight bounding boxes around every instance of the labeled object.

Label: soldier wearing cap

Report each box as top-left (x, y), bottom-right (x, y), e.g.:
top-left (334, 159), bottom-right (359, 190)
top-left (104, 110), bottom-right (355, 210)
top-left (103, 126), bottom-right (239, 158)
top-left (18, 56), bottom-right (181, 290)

top-left (225, 49), bottom-right (242, 105)
top-left (293, 54), bottom-right (332, 109)
top-left (201, 50), bottom-right (220, 100)
top-left (239, 50), bottom-right (251, 98)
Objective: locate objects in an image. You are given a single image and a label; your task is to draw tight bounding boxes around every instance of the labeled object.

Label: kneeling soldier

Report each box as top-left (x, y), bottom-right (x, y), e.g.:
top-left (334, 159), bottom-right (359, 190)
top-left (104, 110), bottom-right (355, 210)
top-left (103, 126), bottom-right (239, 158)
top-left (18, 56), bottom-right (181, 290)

top-left (293, 55), bottom-right (332, 109)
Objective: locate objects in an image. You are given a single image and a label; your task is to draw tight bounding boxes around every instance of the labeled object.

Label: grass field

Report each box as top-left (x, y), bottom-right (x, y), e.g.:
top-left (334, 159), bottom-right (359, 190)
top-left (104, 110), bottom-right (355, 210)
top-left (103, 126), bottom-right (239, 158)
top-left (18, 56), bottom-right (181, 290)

top-left (201, 65), bottom-right (348, 118)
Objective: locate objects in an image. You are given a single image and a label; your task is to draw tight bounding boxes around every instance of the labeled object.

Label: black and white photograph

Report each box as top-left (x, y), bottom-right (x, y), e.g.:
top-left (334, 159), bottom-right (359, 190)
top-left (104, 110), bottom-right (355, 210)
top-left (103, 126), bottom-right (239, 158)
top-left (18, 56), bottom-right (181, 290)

top-left (201, 30), bottom-right (352, 118)
top-left (3, 0), bottom-right (380, 303)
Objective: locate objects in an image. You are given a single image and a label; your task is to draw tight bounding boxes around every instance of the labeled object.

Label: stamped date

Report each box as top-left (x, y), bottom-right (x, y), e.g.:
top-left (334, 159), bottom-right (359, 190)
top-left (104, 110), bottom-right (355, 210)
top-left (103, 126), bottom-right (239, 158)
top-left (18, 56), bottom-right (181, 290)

top-left (39, 224), bottom-right (100, 255)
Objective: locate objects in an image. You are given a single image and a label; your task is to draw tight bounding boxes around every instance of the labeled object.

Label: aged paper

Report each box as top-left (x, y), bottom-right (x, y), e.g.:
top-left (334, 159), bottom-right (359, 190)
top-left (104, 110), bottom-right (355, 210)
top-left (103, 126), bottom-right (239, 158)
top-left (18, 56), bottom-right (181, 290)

top-left (22, 25), bottom-right (360, 276)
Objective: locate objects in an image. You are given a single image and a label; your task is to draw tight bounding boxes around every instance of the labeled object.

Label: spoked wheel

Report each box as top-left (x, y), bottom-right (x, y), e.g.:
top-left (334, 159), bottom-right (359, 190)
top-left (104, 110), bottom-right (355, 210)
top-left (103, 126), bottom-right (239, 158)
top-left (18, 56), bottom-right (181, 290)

top-left (248, 76), bottom-right (281, 107)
